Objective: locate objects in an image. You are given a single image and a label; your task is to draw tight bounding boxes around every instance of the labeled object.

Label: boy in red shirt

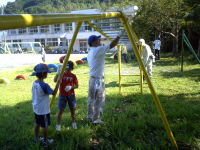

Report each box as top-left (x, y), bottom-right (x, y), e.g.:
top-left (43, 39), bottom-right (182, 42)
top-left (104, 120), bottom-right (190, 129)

top-left (54, 61), bottom-right (78, 130)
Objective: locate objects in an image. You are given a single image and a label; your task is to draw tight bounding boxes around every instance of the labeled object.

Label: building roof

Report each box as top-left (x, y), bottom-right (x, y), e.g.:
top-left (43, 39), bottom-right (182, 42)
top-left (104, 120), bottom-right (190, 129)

top-left (70, 9), bottom-right (102, 14)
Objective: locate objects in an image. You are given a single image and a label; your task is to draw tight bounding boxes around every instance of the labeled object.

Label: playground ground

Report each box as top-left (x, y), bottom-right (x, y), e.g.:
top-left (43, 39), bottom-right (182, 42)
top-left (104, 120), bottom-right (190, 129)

top-left (0, 53), bottom-right (199, 149)
top-left (0, 54), bottom-right (87, 71)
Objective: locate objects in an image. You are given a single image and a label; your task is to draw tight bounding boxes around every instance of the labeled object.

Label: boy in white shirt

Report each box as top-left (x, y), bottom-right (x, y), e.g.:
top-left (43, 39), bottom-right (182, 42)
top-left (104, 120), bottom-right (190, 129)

top-left (31, 63), bottom-right (60, 147)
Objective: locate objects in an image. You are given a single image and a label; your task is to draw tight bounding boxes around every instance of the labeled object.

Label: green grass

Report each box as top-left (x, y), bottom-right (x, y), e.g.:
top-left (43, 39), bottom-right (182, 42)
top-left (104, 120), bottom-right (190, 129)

top-left (0, 53), bottom-right (200, 150)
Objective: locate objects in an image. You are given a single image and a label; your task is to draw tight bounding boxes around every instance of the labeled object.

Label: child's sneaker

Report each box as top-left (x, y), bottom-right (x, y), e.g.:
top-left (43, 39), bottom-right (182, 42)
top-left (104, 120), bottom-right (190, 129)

top-left (56, 124), bottom-right (61, 131)
top-left (93, 119), bottom-right (104, 124)
top-left (39, 137), bottom-right (44, 142)
top-left (42, 141), bottom-right (49, 148)
top-left (47, 139), bottom-right (54, 144)
top-left (33, 137), bottom-right (44, 144)
top-left (72, 122), bottom-right (77, 129)
top-left (42, 139), bottom-right (54, 148)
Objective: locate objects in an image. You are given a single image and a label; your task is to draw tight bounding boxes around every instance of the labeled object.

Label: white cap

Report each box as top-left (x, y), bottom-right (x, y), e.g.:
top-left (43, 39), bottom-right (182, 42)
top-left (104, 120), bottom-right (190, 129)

top-left (139, 39), bottom-right (146, 46)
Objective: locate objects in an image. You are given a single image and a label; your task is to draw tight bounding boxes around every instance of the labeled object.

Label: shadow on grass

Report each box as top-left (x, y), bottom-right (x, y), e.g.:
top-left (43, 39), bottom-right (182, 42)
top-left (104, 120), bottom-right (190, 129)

top-left (0, 91), bottom-right (200, 150)
top-left (106, 81), bottom-right (140, 88)
top-left (105, 54), bottom-right (138, 66)
top-left (104, 92), bottom-right (200, 150)
top-left (106, 52), bottom-right (179, 67)
top-left (0, 96), bottom-right (91, 150)
top-left (160, 67), bottom-right (200, 82)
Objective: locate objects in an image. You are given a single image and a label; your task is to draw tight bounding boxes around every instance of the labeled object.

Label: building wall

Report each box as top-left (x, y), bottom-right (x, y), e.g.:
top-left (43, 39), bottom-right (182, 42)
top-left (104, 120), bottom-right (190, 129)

top-left (5, 23), bottom-right (107, 52)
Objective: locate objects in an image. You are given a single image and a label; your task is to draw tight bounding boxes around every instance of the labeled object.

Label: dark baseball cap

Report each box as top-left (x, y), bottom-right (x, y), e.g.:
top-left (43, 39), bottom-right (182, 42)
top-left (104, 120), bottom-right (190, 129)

top-left (88, 35), bottom-right (101, 45)
top-left (31, 63), bottom-right (52, 76)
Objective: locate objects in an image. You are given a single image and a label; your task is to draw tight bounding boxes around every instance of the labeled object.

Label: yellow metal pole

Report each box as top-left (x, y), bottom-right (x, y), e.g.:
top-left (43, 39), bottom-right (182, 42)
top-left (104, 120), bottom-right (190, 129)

top-left (119, 13), bottom-right (178, 149)
top-left (50, 21), bottom-right (83, 110)
top-left (0, 13), bottom-right (120, 30)
top-left (128, 23), bottom-right (139, 43)
top-left (86, 21), bottom-right (113, 41)
top-left (139, 44), bottom-right (143, 94)
top-left (117, 44), bottom-right (122, 95)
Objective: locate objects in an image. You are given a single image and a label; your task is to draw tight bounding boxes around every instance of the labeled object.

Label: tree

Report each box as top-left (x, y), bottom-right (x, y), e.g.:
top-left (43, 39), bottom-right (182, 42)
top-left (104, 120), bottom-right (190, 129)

top-left (132, 0), bottom-right (186, 56)
top-left (183, 0), bottom-right (200, 57)
top-left (4, 0), bottom-right (119, 14)
top-left (4, 2), bottom-right (18, 14)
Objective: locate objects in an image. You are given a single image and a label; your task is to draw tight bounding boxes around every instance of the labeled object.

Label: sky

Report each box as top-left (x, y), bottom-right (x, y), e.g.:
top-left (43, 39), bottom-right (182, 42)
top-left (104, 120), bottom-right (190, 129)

top-left (0, 0), bottom-right (15, 6)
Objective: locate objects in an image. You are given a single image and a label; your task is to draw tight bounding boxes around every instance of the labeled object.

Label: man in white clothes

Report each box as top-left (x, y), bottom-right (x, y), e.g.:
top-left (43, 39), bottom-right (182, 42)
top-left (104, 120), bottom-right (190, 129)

top-left (153, 38), bottom-right (161, 60)
top-left (139, 39), bottom-right (155, 80)
top-left (87, 35), bottom-right (120, 124)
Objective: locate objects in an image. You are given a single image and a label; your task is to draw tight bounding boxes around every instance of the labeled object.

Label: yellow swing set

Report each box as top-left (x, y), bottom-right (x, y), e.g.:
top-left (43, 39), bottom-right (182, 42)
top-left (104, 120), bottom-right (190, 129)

top-left (0, 11), bottom-right (178, 149)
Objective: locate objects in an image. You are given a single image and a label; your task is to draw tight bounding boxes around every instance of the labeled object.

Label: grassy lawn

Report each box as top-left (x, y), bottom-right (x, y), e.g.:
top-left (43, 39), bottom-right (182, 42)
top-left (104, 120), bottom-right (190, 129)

top-left (0, 53), bottom-right (199, 150)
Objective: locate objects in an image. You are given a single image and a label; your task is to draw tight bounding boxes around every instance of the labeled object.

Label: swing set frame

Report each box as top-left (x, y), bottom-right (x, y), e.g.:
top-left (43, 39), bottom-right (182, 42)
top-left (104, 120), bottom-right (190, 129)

top-left (0, 11), bottom-right (178, 149)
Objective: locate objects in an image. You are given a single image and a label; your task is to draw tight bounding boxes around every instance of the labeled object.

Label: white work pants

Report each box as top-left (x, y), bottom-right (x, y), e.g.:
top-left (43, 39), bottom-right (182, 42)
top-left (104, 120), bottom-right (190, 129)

top-left (145, 59), bottom-right (153, 79)
top-left (87, 77), bottom-right (105, 122)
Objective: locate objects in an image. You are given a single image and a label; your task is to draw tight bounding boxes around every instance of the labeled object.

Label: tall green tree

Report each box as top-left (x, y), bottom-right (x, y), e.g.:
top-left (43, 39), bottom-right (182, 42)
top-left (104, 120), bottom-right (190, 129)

top-left (132, 0), bottom-right (186, 56)
top-left (183, 0), bottom-right (200, 57)
top-left (184, 0), bottom-right (200, 23)
top-left (4, 0), bottom-right (116, 14)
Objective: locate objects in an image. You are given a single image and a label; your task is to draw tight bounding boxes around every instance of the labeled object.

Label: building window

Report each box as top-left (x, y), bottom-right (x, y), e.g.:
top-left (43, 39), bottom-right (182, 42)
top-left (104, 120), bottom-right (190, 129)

top-left (94, 18), bottom-right (122, 30)
top-left (40, 25), bottom-right (49, 33)
top-left (12, 40), bottom-right (22, 47)
top-left (18, 28), bottom-right (27, 34)
top-left (29, 27), bottom-right (38, 34)
top-left (85, 24), bottom-right (92, 32)
top-left (79, 22), bottom-right (92, 32)
top-left (6, 40), bottom-right (11, 42)
top-left (60, 38), bottom-right (68, 46)
top-left (13, 40), bottom-right (21, 42)
top-left (53, 24), bottom-right (61, 33)
top-left (94, 19), bottom-right (104, 29)
top-left (47, 38), bottom-right (58, 46)
top-left (9, 29), bottom-right (17, 35)
top-left (65, 23), bottom-right (72, 32)
top-left (35, 39), bottom-right (45, 46)
top-left (79, 40), bottom-right (87, 52)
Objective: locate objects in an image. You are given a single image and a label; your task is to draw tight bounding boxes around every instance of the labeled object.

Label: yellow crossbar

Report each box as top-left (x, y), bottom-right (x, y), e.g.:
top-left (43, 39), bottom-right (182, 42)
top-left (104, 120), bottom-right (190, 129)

top-left (0, 13), bottom-right (121, 30)
top-left (121, 83), bottom-right (139, 85)
top-left (121, 74), bottom-right (140, 76)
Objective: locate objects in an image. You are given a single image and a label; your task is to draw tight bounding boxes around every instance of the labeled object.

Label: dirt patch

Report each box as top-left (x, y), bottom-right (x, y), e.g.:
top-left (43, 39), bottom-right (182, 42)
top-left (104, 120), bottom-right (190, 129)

top-left (0, 54), bottom-right (87, 71)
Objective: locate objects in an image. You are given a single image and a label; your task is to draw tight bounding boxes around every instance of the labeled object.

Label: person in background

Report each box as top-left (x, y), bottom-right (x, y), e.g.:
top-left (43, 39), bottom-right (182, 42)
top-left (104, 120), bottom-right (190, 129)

top-left (54, 61), bottom-right (78, 130)
top-left (56, 55), bottom-right (65, 73)
top-left (122, 45), bottom-right (128, 63)
top-left (139, 39), bottom-right (155, 80)
top-left (87, 34), bottom-right (120, 124)
top-left (31, 63), bottom-right (60, 147)
top-left (41, 44), bottom-right (46, 63)
top-left (153, 38), bottom-right (161, 60)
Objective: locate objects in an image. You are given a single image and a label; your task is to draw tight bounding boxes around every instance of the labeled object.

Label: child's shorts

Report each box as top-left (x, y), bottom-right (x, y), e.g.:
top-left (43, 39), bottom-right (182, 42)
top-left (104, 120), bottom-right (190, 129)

top-left (34, 113), bottom-right (50, 128)
top-left (58, 94), bottom-right (77, 110)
